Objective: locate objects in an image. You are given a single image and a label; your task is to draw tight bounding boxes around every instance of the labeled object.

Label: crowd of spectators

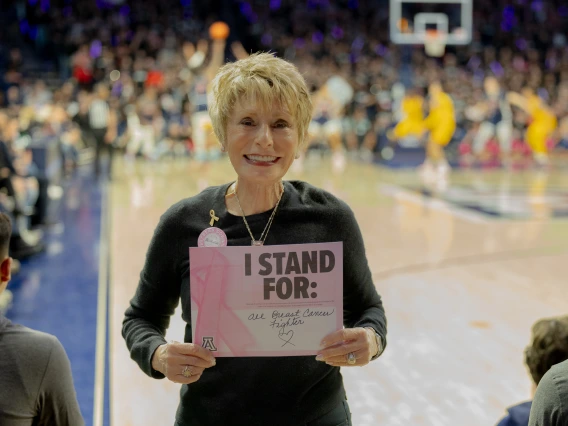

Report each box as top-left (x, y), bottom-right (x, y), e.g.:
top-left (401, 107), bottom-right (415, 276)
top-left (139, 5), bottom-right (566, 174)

top-left (0, 0), bottom-right (567, 270)
top-left (1, 1), bottom-right (568, 166)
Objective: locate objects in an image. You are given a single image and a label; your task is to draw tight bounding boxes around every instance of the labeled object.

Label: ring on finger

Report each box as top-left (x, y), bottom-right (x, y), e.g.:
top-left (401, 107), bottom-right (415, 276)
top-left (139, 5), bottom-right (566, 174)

top-left (182, 365), bottom-right (192, 378)
top-left (347, 352), bottom-right (356, 365)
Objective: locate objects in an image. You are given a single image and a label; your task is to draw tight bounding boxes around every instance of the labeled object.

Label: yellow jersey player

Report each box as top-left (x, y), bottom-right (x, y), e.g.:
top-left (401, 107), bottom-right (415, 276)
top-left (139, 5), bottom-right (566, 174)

top-left (508, 88), bottom-right (557, 167)
top-left (420, 81), bottom-right (456, 185)
top-left (389, 88), bottom-right (426, 142)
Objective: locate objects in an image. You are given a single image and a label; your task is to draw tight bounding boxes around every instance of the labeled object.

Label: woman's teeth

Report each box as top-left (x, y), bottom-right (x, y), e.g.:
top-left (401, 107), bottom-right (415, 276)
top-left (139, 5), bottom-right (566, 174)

top-left (247, 155), bottom-right (277, 162)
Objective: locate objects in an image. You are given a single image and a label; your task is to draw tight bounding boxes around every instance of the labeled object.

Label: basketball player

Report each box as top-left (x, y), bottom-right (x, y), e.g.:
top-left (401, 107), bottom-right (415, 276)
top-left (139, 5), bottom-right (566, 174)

top-left (420, 81), bottom-right (456, 183)
top-left (467, 76), bottom-right (513, 166)
top-left (186, 38), bottom-right (226, 162)
top-left (308, 87), bottom-right (344, 150)
top-left (388, 88), bottom-right (426, 142)
top-left (306, 76), bottom-right (353, 173)
top-left (507, 88), bottom-right (557, 166)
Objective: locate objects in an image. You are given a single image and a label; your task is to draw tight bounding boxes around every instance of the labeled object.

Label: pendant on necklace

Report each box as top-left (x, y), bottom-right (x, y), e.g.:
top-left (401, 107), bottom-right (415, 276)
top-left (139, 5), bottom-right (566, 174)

top-left (252, 240), bottom-right (263, 246)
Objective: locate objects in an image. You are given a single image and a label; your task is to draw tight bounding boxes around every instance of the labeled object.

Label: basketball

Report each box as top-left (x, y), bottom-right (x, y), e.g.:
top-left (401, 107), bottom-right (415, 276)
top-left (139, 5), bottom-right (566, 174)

top-left (209, 21), bottom-right (230, 40)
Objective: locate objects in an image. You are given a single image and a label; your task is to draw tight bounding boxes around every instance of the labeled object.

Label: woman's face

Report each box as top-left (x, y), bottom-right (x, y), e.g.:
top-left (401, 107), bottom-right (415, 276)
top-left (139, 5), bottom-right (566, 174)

top-left (226, 97), bottom-right (299, 185)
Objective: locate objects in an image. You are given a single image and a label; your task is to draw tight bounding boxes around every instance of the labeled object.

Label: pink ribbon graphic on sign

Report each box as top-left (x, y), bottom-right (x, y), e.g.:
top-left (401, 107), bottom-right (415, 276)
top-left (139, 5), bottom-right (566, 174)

top-left (190, 248), bottom-right (256, 355)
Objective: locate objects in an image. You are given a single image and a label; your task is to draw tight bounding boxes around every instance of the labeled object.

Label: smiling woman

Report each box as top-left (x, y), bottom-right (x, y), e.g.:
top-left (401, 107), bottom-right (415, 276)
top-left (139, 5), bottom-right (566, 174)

top-left (122, 52), bottom-right (388, 426)
top-left (208, 53), bottom-right (314, 221)
top-left (224, 98), bottom-right (298, 188)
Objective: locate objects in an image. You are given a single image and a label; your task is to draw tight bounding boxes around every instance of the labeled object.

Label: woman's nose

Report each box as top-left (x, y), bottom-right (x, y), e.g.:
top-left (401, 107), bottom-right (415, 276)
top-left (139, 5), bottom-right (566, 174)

top-left (255, 124), bottom-right (273, 147)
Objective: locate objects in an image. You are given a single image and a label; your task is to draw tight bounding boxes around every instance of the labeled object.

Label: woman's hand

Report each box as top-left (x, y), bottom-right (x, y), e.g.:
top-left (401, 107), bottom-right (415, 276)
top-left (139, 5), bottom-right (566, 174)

top-left (316, 328), bottom-right (378, 367)
top-left (151, 341), bottom-right (216, 384)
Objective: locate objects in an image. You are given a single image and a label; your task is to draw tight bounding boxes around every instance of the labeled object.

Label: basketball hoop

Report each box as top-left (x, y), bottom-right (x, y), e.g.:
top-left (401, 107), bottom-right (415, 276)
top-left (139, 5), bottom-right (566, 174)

top-left (424, 29), bottom-right (446, 57)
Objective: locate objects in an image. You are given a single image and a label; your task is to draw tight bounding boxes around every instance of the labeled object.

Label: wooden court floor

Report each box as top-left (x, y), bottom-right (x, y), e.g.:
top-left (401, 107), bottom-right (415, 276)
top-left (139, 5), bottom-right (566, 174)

top-left (109, 156), bottom-right (568, 426)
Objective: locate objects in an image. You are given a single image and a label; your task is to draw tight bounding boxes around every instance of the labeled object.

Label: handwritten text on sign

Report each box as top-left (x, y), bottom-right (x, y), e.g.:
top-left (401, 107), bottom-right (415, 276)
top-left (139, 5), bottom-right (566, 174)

top-left (190, 242), bottom-right (343, 357)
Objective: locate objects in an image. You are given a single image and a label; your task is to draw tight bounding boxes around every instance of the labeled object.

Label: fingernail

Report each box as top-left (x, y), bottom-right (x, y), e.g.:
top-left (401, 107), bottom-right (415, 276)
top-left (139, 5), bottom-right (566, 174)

top-left (316, 355), bottom-right (324, 361)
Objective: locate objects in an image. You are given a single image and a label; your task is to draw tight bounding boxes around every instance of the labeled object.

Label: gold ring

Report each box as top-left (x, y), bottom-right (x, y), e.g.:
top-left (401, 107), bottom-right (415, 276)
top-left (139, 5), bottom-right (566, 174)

top-left (182, 366), bottom-right (192, 378)
top-left (347, 352), bottom-right (356, 365)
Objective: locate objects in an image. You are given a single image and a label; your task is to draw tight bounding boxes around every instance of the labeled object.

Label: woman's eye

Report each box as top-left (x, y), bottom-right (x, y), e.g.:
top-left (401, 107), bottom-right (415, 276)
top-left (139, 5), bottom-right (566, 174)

top-left (274, 121), bottom-right (289, 128)
top-left (241, 120), bottom-right (254, 126)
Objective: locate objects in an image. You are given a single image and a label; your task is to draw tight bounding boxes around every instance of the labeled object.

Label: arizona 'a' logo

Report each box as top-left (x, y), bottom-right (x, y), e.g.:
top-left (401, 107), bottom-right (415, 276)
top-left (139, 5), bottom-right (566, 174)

top-left (202, 337), bottom-right (218, 351)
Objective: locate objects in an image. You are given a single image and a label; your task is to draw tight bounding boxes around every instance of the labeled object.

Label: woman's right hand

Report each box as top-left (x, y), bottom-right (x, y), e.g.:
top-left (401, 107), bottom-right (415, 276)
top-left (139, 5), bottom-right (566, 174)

top-left (151, 341), bottom-right (216, 384)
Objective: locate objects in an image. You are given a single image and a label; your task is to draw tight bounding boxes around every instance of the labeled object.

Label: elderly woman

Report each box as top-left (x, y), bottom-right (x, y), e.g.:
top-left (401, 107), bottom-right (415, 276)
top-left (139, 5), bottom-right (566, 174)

top-left (122, 53), bottom-right (387, 426)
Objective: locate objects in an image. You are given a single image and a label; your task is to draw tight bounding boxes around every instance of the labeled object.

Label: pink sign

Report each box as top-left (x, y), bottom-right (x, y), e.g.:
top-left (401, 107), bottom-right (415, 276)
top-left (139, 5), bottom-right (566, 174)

top-left (189, 243), bottom-right (343, 357)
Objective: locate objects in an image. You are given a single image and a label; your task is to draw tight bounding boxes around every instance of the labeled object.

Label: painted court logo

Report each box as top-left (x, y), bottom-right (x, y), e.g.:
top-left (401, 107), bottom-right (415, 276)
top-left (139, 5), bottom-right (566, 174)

top-left (202, 337), bottom-right (218, 351)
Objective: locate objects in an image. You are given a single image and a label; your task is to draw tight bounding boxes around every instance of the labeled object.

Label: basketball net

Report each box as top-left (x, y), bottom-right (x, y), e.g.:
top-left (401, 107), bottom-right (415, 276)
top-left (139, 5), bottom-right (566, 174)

top-left (424, 30), bottom-right (446, 57)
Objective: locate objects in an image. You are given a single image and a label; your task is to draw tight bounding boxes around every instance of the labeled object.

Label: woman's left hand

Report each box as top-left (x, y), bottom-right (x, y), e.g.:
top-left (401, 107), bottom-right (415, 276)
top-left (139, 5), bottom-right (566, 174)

top-left (316, 328), bottom-right (378, 367)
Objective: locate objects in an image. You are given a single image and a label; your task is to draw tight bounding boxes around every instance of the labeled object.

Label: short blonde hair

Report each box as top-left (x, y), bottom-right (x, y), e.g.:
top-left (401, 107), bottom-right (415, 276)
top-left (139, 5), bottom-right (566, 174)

top-left (208, 52), bottom-right (313, 147)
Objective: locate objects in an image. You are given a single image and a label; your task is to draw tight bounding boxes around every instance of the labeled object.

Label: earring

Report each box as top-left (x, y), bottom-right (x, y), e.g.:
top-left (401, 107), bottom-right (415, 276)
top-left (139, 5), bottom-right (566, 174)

top-left (220, 145), bottom-right (226, 152)
top-left (295, 153), bottom-right (300, 159)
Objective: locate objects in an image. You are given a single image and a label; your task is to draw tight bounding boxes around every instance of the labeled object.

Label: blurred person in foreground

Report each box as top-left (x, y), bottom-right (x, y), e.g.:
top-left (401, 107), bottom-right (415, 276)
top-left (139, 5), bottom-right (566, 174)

top-left (0, 213), bottom-right (84, 425)
top-left (528, 358), bottom-right (568, 426)
top-left (123, 53), bottom-right (387, 426)
top-left (496, 315), bottom-right (568, 426)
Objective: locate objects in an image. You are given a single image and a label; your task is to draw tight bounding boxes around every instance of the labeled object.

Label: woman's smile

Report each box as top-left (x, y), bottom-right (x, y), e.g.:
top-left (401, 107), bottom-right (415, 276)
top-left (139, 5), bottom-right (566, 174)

top-left (244, 154), bottom-right (281, 166)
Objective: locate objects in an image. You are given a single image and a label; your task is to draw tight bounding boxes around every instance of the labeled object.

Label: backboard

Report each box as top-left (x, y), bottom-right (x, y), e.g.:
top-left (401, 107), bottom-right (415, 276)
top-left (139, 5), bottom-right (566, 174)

top-left (390, 0), bottom-right (472, 45)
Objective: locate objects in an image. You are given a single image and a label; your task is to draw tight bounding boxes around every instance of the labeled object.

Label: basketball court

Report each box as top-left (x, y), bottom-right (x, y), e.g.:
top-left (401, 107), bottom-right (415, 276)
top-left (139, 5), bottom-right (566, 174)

top-left (108, 156), bottom-right (568, 426)
top-left (106, 5), bottom-right (568, 421)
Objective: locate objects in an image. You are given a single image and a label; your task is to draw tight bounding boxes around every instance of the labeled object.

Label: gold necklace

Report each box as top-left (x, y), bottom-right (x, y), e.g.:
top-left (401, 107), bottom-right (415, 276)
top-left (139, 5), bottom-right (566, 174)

top-left (234, 182), bottom-right (284, 246)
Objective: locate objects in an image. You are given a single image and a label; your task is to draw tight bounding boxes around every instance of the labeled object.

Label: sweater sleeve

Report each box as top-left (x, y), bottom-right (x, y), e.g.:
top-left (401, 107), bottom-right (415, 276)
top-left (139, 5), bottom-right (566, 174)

top-left (35, 336), bottom-right (85, 426)
top-left (339, 202), bottom-right (387, 352)
top-left (122, 206), bottom-right (182, 378)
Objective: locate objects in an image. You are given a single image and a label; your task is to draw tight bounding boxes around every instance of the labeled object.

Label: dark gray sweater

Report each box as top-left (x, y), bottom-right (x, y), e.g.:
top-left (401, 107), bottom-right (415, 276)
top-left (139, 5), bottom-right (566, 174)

top-left (122, 180), bottom-right (387, 426)
top-left (0, 316), bottom-right (84, 426)
top-left (529, 359), bottom-right (568, 426)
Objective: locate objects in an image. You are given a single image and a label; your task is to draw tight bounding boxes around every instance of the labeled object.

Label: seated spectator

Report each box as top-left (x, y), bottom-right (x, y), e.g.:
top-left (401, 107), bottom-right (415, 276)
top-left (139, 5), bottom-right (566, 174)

top-left (0, 113), bottom-right (45, 258)
top-left (0, 213), bottom-right (84, 425)
top-left (528, 359), bottom-right (568, 426)
top-left (496, 315), bottom-right (568, 426)
top-left (4, 115), bottom-right (53, 225)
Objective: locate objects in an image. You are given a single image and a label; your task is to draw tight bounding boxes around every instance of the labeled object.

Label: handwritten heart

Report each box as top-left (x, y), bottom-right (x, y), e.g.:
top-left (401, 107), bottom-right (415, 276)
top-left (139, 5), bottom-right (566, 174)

top-left (278, 329), bottom-right (295, 347)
